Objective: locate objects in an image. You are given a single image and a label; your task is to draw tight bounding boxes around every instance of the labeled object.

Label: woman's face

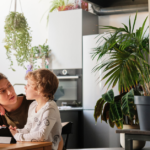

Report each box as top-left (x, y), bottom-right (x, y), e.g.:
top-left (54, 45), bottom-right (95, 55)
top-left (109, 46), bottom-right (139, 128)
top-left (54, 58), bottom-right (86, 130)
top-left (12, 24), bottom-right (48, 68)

top-left (0, 79), bottom-right (17, 106)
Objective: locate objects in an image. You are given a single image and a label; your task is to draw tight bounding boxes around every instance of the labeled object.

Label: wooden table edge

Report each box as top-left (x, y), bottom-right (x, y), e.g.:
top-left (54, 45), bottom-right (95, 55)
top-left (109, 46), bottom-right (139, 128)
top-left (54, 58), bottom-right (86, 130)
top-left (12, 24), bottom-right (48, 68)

top-left (0, 141), bottom-right (52, 150)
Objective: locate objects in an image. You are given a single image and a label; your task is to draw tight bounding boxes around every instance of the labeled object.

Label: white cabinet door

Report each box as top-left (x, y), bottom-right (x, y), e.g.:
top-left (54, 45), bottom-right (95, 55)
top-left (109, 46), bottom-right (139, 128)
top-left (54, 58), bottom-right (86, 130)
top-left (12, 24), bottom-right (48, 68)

top-left (83, 34), bottom-right (119, 109)
top-left (49, 10), bottom-right (82, 69)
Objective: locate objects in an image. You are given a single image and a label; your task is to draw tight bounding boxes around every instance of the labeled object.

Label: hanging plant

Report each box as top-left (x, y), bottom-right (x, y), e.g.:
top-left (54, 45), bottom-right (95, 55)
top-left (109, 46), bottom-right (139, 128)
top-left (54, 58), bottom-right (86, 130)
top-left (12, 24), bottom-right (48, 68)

top-left (4, 11), bottom-right (32, 71)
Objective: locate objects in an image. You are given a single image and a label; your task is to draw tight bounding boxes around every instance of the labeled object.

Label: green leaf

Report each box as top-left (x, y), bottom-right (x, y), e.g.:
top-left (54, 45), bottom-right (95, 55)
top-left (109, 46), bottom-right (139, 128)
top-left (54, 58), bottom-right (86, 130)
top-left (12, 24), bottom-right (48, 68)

top-left (121, 89), bottom-right (135, 120)
top-left (129, 16), bottom-right (131, 33)
top-left (94, 98), bottom-right (105, 122)
top-left (132, 12), bottom-right (137, 33)
top-left (101, 103), bottom-right (110, 123)
top-left (102, 89), bottom-right (114, 103)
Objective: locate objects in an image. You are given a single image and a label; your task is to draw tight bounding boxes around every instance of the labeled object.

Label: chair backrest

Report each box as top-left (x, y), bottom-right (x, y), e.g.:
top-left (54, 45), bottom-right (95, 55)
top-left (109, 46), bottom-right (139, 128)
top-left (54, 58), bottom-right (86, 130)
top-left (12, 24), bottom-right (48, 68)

top-left (61, 122), bottom-right (73, 149)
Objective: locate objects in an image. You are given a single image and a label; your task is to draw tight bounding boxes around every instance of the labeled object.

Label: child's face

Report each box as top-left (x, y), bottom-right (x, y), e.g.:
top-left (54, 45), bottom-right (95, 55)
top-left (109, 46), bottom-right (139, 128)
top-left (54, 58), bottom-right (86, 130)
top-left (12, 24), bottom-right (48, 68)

top-left (25, 78), bottom-right (38, 100)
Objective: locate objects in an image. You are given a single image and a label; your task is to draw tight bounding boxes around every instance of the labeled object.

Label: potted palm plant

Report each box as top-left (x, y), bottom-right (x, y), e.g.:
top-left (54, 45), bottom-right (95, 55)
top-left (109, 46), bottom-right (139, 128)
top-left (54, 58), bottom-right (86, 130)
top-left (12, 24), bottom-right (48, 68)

top-left (93, 12), bottom-right (149, 149)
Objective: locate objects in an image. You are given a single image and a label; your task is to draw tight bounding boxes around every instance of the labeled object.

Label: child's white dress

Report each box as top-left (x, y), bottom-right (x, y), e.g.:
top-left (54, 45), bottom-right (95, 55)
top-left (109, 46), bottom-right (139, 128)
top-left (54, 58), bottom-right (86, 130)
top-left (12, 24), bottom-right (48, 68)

top-left (14, 100), bottom-right (62, 150)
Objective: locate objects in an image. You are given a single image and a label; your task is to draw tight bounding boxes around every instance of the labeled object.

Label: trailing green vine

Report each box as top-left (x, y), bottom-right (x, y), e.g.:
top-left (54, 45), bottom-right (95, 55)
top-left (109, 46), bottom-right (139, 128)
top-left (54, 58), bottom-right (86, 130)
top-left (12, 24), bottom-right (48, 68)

top-left (4, 11), bottom-right (32, 71)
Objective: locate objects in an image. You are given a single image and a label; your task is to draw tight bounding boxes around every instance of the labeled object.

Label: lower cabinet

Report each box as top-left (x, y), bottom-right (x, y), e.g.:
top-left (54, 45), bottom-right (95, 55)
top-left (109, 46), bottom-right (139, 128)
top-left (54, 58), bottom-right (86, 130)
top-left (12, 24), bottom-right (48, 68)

top-left (60, 110), bottom-right (83, 148)
top-left (83, 110), bottom-right (120, 148)
top-left (60, 110), bottom-right (120, 148)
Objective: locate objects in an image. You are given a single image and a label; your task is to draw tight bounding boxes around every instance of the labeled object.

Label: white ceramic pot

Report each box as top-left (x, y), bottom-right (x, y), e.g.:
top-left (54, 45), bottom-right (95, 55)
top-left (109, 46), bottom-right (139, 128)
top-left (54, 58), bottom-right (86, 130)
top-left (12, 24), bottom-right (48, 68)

top-left (120, 124), bottom-right (146, 150)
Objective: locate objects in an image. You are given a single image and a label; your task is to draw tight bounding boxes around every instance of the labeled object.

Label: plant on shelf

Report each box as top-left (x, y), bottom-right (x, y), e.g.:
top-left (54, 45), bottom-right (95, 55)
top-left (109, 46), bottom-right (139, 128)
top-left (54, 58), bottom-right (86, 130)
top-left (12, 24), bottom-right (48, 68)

top-left (4, 11), bottom-right (32, 71)
top-left (29, 40), bottom-right (51, 70)
top-left (93, 12), bottom-right (149, 129)
top-left (43, 0), bottom-right (79, 25)
top-left (49, 0), bottom-right (78, 12)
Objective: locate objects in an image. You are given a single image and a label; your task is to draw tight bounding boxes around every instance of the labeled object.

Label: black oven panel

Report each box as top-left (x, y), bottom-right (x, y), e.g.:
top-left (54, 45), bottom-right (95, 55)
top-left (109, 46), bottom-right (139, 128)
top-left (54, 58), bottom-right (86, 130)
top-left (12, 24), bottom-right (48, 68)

top-left (53, 69), bottom-right (82, 107)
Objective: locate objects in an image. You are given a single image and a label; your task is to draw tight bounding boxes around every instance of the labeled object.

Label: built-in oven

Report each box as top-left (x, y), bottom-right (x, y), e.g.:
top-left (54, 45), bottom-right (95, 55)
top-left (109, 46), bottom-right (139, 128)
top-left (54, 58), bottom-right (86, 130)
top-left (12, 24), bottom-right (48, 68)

top-left (53, 69), bottom-right (82, 107)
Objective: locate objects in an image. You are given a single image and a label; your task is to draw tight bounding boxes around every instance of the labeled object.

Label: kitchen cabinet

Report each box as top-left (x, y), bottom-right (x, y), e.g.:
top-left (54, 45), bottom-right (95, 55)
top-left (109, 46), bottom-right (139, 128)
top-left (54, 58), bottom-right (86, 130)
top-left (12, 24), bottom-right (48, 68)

top-left (60, 109), bottom-right (83, 148)
top-left (49, 9), bottom-right (98, 69)
top-left (83, 110), bottom-right (120, 148)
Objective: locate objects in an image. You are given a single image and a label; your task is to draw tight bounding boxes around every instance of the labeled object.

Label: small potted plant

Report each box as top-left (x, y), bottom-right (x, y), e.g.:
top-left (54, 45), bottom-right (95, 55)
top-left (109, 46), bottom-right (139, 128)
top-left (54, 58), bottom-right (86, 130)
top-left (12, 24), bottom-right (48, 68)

top-left (49, 0), bottom-right (78, 12)
top-left (29, 40), bottom-right (51, 70)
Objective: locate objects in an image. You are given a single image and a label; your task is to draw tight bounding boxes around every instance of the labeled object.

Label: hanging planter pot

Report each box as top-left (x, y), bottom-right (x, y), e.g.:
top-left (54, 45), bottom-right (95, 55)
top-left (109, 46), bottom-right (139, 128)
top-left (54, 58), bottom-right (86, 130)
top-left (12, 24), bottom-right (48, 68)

top-left (134, 96), bottom-right (150, 131)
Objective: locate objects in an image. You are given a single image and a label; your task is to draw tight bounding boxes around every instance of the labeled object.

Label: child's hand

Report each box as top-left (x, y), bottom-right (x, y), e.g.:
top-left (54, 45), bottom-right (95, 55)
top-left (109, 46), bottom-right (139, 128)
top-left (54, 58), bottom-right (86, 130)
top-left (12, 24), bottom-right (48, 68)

top-left (9, 125), bottom-right (17, 131)
top-left (9, 125), bottom-right (17, 136)
top-left (10, 129), bottom-right (17, 136)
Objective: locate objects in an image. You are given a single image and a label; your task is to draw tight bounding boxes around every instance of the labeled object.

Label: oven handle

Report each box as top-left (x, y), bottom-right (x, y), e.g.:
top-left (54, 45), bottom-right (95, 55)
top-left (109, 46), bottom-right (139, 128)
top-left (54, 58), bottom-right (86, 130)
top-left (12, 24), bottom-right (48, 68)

top-left (57, 76), bottom-right (79, 79)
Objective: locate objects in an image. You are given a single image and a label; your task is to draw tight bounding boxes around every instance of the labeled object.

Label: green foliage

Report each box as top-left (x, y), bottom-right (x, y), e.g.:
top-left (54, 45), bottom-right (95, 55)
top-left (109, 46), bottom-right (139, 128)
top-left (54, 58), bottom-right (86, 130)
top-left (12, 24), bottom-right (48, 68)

top-left (39, 44), bottom-right (51, 58)
top-left (49, 0), bottom-right (69, 12)
top-left (4, 11), bottom-right (32, 71)
top-left (43, 0), bottom-right (70, 26)
top-left (92, 12), bottom-right (150, 92)
top-left (121, 89), bottom-right (135, 120)
top-left (102, 89), bottom-right (114, 103)
top-left (94, 89), bottom-right (136, 129)
top-left (29, 41), bottom-right (51, 70)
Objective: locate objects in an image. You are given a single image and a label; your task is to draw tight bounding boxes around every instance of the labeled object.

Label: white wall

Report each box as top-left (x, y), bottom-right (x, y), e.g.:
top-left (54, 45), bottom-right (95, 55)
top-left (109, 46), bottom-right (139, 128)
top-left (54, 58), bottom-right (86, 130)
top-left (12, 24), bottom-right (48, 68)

top-left (98, 11), bottom-right (149, 36)
top-left (0, 0), bottom-right (51, 94)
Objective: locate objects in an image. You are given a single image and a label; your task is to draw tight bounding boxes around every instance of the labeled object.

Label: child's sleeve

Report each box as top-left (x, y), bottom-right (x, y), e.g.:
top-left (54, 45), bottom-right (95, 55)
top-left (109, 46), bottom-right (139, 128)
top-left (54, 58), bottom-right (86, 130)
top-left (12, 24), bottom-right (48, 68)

top-left (17, 121), bottom-right (32, 134)
top-left (16, 101), bottom-right (36, 134)
top-left (14, 108), bottom-right (57, 141)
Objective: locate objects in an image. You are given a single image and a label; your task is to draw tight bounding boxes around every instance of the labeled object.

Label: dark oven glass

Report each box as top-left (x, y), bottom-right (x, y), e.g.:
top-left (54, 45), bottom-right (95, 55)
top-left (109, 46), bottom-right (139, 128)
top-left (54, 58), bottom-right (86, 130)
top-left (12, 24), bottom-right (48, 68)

top-left (53, 69), bottom-right (82, 107)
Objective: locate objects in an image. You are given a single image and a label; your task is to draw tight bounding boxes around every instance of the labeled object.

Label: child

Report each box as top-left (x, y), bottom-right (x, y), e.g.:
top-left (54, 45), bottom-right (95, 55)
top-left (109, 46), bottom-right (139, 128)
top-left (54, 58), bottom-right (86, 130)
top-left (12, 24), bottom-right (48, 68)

top-left (9, 69), bottom-right (62, 150)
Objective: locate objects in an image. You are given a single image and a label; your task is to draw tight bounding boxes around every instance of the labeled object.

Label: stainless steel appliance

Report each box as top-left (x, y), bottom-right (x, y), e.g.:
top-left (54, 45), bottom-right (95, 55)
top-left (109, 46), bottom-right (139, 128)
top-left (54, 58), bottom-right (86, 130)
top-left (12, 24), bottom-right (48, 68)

top-left (53, 69), bottom-right (82, 107)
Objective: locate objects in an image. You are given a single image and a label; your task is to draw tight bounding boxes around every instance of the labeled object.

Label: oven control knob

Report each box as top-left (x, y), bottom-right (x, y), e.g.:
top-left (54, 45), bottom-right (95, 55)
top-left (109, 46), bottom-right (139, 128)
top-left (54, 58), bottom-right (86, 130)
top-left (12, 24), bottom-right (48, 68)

top-left (62, 69), bottom-right (67, 75)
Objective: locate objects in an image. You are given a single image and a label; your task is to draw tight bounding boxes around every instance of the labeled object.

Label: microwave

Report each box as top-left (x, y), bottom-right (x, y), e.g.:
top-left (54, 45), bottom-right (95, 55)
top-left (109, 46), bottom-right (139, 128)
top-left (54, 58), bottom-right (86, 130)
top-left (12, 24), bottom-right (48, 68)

top-left (53, 69), bottom-right (82, 107)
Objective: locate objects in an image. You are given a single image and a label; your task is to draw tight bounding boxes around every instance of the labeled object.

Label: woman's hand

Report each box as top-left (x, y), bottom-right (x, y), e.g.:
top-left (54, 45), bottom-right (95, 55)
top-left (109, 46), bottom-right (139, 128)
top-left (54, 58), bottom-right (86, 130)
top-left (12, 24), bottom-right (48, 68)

top-left (9, 125), bottom-right (17, 136)
top-left (0, 105), bottom-right (5, 115)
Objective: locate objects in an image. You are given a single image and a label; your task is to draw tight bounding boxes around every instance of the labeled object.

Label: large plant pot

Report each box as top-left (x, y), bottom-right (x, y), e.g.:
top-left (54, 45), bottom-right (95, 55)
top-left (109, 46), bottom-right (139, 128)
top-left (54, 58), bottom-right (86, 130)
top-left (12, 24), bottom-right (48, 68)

top-left (120, 125), bottom-right (145, 150)
top-left (134, 96), bottom-right (150, 131)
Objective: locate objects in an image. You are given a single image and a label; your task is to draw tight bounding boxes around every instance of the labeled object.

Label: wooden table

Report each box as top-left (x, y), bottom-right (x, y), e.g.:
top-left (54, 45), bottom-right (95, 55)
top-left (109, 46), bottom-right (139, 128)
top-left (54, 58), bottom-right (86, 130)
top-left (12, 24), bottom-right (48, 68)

top-left (116, 129), bottom-right (150, 150)
top-left (0, 141), bottom-right (52, 150)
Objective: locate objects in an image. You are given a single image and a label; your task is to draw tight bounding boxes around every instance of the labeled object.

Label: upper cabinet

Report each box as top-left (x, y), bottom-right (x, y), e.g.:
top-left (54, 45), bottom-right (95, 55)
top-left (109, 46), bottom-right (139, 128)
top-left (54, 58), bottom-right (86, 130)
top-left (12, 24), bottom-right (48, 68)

top-left (49, 9), bottom-right (98, 69)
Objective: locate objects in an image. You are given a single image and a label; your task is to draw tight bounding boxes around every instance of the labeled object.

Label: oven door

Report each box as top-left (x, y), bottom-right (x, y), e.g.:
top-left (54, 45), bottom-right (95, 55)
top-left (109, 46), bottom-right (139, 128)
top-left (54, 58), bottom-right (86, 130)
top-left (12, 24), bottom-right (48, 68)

top-left (54, 75), bottom-right (81, 106)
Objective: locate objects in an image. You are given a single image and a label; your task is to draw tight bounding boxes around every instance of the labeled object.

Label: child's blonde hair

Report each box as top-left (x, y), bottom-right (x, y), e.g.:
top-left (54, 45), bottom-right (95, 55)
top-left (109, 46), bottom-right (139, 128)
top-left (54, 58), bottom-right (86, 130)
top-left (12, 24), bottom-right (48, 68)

top-left (25, 69), bottom-right (59, 99)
